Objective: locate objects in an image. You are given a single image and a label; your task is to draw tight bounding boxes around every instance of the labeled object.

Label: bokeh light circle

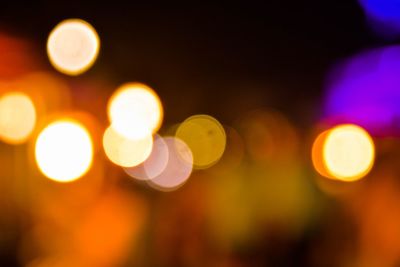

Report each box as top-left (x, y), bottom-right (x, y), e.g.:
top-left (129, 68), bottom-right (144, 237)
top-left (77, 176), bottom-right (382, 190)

top-left (47, 19), bottom-right (100, 75)
top-left (323, 124), bottom-right (375, 182)
top-left (35, 120), bottom-right (94, 182)
top-left (175, 114), bottom-right (226, 169)
top-left (0, 92), bottom-right (36, 144)
top-left (103, 126), bottom-right (153, 167)
top-left (107, 83), bottom-right (163, 139)
top-left (124, 135), bottom-right (169, 180)
top-left (148, 137), bottom-right (193, 191)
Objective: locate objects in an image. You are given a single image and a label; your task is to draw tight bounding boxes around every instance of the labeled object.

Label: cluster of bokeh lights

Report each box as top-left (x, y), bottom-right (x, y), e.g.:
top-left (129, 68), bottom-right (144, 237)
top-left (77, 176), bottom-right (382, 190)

top-left (0, 17), bottom-right (382, 192)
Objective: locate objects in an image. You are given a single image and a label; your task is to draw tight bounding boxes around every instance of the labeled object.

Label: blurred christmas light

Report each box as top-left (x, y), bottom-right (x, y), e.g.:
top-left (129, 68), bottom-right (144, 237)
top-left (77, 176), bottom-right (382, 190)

top-left (322, 124), bottom-right (375, 182)
top-left (35, 120), bottom-right (93, 182)
top-left (147, 137), bottom-right (193, 191)
top-left (358, 0), bottom-right (400, 38)
top-left (175, 114), bottom-right (226, 169)
top-left (107, 83), bottom-right (163, 139)
top-left (124, 135), bottom-right (169, 180)
top-left (47, 19), bottom-right (100, 75)
top-left (0, 92), bottom-right (36, 144)
top-left (103, 126), bottom-right (153, 167)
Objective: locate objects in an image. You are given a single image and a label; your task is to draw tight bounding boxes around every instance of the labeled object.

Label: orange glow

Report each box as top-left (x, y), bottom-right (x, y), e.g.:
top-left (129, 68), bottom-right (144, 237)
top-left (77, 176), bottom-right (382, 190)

top-left (103, 126), bottom-right (153, 167)
top-left (311, 130), bottom-right (335, 179)
top-left (47, 19), bottom-right (100, 75)
top-left (0, 92), bottom-right (36, 144)
top-left (35, 120), bottom-right (94, 182)
top-left (107, 83), bottom-right (163, 139)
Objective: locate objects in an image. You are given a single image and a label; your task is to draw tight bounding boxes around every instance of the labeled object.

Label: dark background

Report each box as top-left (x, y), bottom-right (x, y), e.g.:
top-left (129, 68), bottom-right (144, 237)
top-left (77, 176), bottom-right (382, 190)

top-left (0, 1), bottom-right (376, 128)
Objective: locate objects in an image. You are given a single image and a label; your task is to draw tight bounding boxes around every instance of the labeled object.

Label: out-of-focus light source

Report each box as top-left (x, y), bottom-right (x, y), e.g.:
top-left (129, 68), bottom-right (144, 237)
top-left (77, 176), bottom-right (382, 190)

top-left (322, 124), bottom-right (375, 182)
top-left (107, 83), bottom-right (163, 139)
top-left (147, 137), bottom-right (193, 191)
top-left (124, 135), bottom-right (169, 180)
top-left (103, 126), bottom-right (153, 167)
top-left (0, 92), bottom-right (36, 144)
top-left (175, 115), bottom-right (226, 169)
top-left (358, 0), bottom-right (400, 38)
top-left (35, 120), bottom-right (93, 182)
top-left (324, 46), bottom-right (400, 135)
top-left (47, 19), bottom-right (100, 75)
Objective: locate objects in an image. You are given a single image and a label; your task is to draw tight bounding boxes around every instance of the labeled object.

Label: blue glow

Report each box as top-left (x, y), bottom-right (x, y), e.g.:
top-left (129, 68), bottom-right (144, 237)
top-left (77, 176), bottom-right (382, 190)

top-left (324, 46), bottom-right (400, 136)
top-left (359, 0), bottom-right (400, 37)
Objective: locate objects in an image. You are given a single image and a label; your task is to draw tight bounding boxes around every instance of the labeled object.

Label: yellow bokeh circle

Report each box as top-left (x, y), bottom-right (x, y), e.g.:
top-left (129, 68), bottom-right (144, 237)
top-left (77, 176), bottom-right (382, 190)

top-left (176, 114), bottom-right (226, 169)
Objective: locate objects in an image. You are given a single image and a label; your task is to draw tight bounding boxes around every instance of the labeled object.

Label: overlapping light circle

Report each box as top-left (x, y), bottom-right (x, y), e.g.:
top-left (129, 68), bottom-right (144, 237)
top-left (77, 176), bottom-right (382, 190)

top-left (147, 137), bottom-right (193, 191)
top-left (103, 126), bottom-right (153, 168)
top-left (124, 135), bottom-right (169, 180)
top-left (107, 83), bottom-right (163, 139)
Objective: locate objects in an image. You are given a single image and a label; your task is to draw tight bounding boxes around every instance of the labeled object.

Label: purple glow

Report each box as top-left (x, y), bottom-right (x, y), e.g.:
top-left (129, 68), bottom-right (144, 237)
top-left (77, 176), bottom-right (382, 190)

top-left (324, 46), bottom-right (400, 135)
